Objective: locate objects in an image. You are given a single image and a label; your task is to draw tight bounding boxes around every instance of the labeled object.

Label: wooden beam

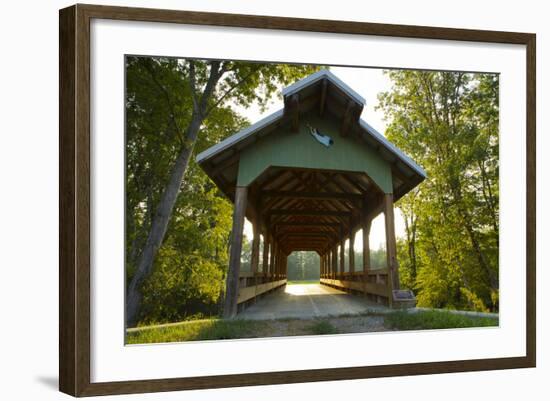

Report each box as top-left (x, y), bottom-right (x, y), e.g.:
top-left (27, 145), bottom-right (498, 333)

top-left (285, 93), bottom-right (300, 133)
top-left (274, 222), bottom-right (341, 227)
top-left (283, 239), bottom-right (329, 245)
top-left (262, 190), bottom-right (362, 201)
top-left (260, 169), bottom-right (294, 190)
top-left (349, 229), bottom-right (355, 274)
top-left (209, 152), bottom-right (240, 176)
top-left (319, 79), bottom-right (327, 117)
top-left (340, 100), bottom-right (363, 137)
top-left (259, 174), bottom-right (308, 211)
top-left (339, 238), bottom-right (345, 276)
top-left (284, 243), bottom-right (329, 248)
top-left (337, 173), bottom-right (367, 194)
top-left (250, 217), bottom-right (260, 276)
top-left (340, 100), bottom-right (354, 137)
top-left (362, 217), bottom-right (372, 272)
top-left (269, 235), bottom-right (276, 277)
top-left (277, 230), bottom-right (336, 237)
top-left (279, 237), bottom-right (334, 245)
top-left (223, 186), bottom-right (247, 318)
top-left (262, 229), bottom-right (269, 274)
top-left (383, 193), bottom-right (400, 290)
top-left (391, 163), bottom-right (414, 185)
top-left (268, 209), bottom-right (351, 217)
top-left (332, 245), bottom-right (338, 277)
top-left (281, 235), bottom-right (330, 242)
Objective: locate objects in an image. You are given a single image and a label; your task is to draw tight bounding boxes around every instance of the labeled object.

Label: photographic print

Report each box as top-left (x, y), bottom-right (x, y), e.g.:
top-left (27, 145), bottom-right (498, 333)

top-left (124, 57), bottom-right (500, 345)
top-left (59, 5), bottom-right (535, 395)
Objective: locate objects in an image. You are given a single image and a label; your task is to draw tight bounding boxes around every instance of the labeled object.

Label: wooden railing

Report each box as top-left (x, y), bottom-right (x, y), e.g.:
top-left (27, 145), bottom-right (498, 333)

top-left (237, 271), bottom-right (286, 304)
top-left (320, 269), bottom-right (391, 304)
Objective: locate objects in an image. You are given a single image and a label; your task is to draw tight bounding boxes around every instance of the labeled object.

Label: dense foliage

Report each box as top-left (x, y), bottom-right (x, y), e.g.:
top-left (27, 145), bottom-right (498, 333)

top-left (378, 71), bottom-right (499, 312)
top-left (126, 57), bottom-right (319, 325)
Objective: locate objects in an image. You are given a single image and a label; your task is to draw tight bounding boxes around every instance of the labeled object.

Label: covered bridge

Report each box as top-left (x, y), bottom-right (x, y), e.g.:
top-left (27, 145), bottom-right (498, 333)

top-left (196, 69), bottom-right (426, 318)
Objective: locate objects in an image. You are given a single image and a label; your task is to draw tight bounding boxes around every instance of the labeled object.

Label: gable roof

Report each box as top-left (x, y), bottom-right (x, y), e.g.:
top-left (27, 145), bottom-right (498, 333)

top-left (196, 69), bottom-right (426, 201)
top-left (282, 69), bottom-right (366, 106)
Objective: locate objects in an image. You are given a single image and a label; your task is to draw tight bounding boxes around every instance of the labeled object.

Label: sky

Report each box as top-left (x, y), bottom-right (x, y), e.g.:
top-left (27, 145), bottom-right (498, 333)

top-left (236, 65), bottom-right (406, 252)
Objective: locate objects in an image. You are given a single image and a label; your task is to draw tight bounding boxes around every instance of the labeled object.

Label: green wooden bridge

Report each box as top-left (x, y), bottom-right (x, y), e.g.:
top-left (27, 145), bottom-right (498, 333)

top-left (197, 70), bottom-right (426, 318)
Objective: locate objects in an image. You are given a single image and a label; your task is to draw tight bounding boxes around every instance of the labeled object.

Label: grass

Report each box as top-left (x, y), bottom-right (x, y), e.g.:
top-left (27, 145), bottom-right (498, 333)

top-left (126, 318), bottom-right (263, 344)
top-left (286, 279), bottom-right (320, 285)
top-left (307, 320), bottom-right (339, 335)
top-left (384, 310), bottom-right (499, 331)
top-left (126, 310), bottom-right (498, 344)
top-left (127, 317), bottom-right (342, 344)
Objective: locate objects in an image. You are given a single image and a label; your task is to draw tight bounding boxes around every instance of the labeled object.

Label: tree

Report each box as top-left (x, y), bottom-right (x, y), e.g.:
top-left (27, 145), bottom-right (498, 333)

top-left (125, 57), bottom-right (319, 326)
top-left (287, 252), bottom-right (320, 280)
top-left (378, 71), bottom-right (499, 312)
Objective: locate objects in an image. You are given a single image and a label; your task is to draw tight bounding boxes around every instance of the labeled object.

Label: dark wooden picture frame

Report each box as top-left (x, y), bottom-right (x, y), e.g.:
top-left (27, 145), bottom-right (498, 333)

top-left (59, 3), bottom-right (536, 397)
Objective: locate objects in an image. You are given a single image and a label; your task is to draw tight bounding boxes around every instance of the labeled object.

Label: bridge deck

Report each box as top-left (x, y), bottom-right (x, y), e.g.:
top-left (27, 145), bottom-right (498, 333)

top-left (237, 283), bottom-right (389, 320)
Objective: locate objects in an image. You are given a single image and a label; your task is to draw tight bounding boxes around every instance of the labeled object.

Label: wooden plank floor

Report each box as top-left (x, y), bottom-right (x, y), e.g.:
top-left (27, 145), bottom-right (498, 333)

top-left (237, 283), bottom-right (388, 320)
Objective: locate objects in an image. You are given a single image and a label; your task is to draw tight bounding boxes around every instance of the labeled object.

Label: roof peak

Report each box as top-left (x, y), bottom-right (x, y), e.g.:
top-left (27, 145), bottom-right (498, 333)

top-left (282, 69), bottom-right (366, 106)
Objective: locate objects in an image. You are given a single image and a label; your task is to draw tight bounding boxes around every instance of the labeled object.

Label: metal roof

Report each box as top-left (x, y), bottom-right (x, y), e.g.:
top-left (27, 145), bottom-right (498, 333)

top-left (196, 69), bottom-right (426, 190)
top-left (196, 108), bottom-right (284, 164)
top-left (282, 69), bottom-right (366, 106)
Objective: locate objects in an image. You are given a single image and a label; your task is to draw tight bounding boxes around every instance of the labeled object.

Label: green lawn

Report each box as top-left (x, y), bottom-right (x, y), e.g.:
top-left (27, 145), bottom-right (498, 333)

top-left (126, 319), bottom-right (264, 344)
top-left (385, 310), bottom-right (499, 330)
top-left (127, 310), bottom-right (498, 344)
top-left (126, 317), bottom-right (334, 344)
top-left (307, 320), bottom-right (338, 335)
top-left (286, 279), bottom-right (320, 285)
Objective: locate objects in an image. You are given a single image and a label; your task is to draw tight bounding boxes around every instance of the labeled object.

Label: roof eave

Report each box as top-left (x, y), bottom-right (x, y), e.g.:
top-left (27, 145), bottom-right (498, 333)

top-left (359, 119), bottom-right (427, 180)
top-left (196, 108), bottom-right (285, 164)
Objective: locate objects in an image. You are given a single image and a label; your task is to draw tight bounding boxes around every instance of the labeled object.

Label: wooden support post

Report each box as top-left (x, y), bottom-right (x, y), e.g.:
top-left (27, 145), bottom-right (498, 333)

top-left (363, 218), bottom-right (372, 273)
top-left (223, 186), bottom-right (247, 318)
top-left (269, 236), bottom-right (276, 279)
top-left (250, 218), bottom-right (260, 276)
top-left (329, 249), bottom-right (333, 278)
top-left (319, 79), bottom-right (327, 117)
top-left (340, 239), bottom-right (345, 277)
top-left (332, 246), bottom-right (337, 278)
top-left (262, 230), bottom-right (269, 277)
top-left (275, 242), bottom-right (279, 279)
top-left (286, 93), bottom-right (300, 133)
top-left (279, 250), bottom-right (282, 279)
top-left (277, 249), bottom-right (283, 280)
top-left (273, 249), bottom-right (277, 279)
top-left (273, 248), bottom-right (277, 279)
top-left (384, 193), bottom-right (400, 291)
top-left (349, 230), bottom-right (355, 274)
top-left (281, 253), bottom-right (286, 279)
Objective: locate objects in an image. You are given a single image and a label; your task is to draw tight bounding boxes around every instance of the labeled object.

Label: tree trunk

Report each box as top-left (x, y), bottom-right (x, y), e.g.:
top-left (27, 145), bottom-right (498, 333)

top-left (453, 184), bottom-right (499, 293)
top-left (223, 186), bottom-right (248, 318)
top-left (125, 60), bottom-right (224, 327)
top-left (126, 122), bottom-right (199, 327)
